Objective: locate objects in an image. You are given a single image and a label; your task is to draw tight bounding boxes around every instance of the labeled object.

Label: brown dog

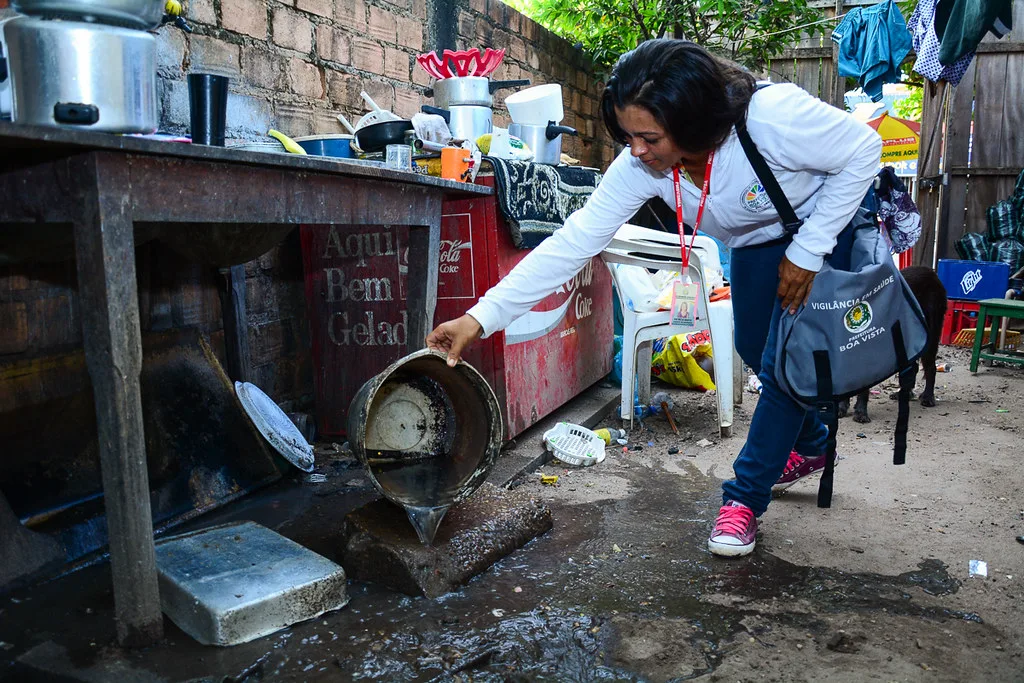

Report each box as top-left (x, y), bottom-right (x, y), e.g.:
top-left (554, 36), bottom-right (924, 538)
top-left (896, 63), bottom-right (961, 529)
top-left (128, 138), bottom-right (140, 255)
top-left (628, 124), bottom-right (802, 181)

top-left (838, 266), bottom-right (949, 423)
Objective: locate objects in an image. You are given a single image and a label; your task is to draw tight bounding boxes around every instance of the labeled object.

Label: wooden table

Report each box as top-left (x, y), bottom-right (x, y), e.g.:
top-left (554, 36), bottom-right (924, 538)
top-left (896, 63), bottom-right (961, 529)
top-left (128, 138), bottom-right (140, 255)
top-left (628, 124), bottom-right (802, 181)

top-left (969, 297), bottom-right (1024, 372)
top-left (0, 122), bottom-right (490, 646)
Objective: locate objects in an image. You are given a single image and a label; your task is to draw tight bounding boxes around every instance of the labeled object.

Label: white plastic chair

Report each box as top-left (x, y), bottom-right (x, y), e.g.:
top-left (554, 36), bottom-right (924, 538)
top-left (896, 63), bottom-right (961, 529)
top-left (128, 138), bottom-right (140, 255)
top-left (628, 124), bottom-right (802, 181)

top-left (602, 224), bottom-right (737, 436)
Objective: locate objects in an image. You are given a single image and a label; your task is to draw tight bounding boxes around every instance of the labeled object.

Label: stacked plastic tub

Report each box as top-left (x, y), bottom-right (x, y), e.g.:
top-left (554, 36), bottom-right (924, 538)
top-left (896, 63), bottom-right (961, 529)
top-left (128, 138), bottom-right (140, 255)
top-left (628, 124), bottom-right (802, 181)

top-left (942, 170), bottom-right (1024, 343)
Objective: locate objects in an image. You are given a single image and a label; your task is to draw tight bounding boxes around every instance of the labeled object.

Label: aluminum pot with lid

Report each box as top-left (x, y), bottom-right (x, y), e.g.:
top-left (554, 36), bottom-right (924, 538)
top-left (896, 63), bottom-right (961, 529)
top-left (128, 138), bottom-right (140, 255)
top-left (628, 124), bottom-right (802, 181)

top-left (509, 121), bottom-right (578, 166)
top-left (11, 0), bottom-right (165, 30)
top-left (3, 16), bottom-right (158, 134)
top-left (421, 104), bottom-right (491, 143)
top-left (428, 77), bottom-right (531, 109)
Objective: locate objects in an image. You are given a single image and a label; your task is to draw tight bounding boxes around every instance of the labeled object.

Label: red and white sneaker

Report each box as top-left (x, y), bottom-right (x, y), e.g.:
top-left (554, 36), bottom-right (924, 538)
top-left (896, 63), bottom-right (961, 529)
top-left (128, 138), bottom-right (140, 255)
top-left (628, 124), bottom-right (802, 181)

top-left (772, 450), bottom-right (831, 492)
top-left (708, 500), bottom-right (757, 557)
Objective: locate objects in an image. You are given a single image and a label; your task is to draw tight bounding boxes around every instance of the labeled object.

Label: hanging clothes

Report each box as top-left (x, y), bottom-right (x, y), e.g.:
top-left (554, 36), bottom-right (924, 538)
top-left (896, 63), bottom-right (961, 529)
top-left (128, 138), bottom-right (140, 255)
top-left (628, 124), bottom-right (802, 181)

top-left (875, 167), bottom-right (921, 254)
top-left (935, 0), bottom-right (1013, 66)
top-left (832, 0), bottom-right (913, 102)
top-left (907, 0), bottom-right (974, 86)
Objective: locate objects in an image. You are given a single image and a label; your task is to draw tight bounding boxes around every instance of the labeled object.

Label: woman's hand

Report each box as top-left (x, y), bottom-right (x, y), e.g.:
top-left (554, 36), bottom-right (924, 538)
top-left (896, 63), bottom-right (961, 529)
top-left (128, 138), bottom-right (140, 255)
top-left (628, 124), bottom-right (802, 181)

top-left (426, 315), bottom-right (483, 367)
top-left (777, 256), bottom-right (817, 314)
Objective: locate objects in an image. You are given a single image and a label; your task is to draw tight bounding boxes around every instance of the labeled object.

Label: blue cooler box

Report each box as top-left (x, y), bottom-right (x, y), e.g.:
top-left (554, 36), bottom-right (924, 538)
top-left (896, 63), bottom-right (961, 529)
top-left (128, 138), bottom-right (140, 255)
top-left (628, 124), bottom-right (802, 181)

top-left (937, 259), bottom-right (1010, 300)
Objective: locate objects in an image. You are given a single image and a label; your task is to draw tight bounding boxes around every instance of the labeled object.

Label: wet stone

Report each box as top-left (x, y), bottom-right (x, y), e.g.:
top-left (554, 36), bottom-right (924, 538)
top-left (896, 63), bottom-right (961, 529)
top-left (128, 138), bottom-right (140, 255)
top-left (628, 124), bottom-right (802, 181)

top-left (339, 483), bottom-right (553, 598)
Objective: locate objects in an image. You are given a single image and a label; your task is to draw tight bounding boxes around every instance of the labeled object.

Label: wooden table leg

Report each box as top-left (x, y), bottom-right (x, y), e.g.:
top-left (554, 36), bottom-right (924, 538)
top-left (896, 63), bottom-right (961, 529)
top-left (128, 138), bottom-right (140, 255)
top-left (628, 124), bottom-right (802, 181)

top-left (405, 196), bottom-right (442, 349)
top-left (970, 303), bottom-right (986, 373)
top-left (71, 152), bottom-right (163, 647)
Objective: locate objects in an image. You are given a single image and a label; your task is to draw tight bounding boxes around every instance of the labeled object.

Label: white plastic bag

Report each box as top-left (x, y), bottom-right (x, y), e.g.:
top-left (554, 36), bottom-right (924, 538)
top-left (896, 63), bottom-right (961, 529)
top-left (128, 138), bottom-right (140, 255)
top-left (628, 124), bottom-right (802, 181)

top-left (613, 264), bottom-right (661, 312)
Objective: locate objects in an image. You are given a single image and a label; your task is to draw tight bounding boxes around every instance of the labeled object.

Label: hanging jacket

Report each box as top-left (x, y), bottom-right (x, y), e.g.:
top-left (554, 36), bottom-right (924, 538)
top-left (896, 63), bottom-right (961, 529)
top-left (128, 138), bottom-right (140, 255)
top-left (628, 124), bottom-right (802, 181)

top-left (908, 0), bottom-right (974, 86)
top-left (832, 0), bottom-right (913, 101)
top-left (935, 0), bottom-right (1013, 66)
top-left (875, 166), bottom-right (921, 254)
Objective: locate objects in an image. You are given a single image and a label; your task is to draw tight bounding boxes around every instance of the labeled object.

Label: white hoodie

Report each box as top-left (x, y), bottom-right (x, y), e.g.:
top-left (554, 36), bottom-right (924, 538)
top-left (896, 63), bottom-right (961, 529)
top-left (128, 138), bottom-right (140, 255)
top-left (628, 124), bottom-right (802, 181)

top-left (467, 83), bottom-right (883, 338)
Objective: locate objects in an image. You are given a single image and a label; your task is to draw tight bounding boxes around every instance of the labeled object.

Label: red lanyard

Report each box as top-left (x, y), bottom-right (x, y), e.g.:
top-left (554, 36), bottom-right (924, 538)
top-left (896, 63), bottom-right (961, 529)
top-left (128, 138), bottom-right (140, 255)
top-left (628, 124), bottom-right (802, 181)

top-left (672, 151), bottom-right (714, 270)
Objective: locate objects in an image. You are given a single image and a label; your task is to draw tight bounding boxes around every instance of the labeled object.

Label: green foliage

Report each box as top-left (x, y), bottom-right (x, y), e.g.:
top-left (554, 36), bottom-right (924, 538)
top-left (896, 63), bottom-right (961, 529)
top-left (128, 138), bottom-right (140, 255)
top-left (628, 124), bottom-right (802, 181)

top-left (893, 86), bottom-right (923, 121)
top-left (505, 0), bottom-right (824, 73)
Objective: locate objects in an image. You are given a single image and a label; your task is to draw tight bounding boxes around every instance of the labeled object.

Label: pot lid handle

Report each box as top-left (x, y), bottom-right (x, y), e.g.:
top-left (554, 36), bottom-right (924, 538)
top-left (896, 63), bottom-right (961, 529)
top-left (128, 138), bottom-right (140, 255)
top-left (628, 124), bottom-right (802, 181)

top-left (421, 105), bottom-right (451, 123)
top-left (488, 79), bottom-right (531, 94)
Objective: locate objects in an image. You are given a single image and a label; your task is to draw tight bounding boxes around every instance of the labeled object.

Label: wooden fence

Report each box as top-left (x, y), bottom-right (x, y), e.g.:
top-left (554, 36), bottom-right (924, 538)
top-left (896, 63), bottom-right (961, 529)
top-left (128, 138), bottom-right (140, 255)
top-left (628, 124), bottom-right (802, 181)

top-left (915, 0), bottom-right (1024, 266)
top-left (763, 0), bottom-right (1024, 268)
top-left (763, 0), bottom-right (882, 109)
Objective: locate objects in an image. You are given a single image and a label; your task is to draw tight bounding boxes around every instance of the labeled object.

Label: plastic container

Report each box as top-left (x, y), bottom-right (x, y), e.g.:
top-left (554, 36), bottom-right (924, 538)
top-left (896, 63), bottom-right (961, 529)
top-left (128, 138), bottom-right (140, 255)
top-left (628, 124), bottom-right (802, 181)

top-left (385, 143), bottom-right (412, 171)
top-left (936, 259), bottom-right (1010, 301)
top-left (543, 422), bottom-right (606, 467)
top-left (294, 134), bottom-right (354, 158)
top-left (594, 428), bottom-right (626, 445)
top-left (940, 299), bottom-right (980, 344)
top-left (188, 73), bottom-right (229, 146)
top-left (503, 84), bottom-right (564, 125)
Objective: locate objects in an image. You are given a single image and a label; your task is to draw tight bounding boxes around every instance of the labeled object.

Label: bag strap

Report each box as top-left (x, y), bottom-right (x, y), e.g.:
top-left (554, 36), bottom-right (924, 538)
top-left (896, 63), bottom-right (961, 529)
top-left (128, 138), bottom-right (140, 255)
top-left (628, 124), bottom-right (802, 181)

top-left (735, 119), bottom-right (805, 235)
top-left (892, 321), bottom-right (914, 466)
top-left (812, 350), bottom-right (838, 508)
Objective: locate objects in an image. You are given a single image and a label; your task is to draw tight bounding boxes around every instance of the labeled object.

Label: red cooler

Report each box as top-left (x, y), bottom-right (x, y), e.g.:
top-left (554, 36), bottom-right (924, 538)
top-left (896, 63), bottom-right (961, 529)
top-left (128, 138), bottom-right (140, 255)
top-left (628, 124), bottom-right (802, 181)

top-left (301, 176), bottom-right (613, 439)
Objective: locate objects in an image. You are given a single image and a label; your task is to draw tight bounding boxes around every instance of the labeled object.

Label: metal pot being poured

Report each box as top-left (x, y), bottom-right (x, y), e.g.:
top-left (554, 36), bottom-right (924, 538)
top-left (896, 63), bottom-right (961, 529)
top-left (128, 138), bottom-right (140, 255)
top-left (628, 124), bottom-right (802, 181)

top-left (347, 349), bottom-right (503, 545)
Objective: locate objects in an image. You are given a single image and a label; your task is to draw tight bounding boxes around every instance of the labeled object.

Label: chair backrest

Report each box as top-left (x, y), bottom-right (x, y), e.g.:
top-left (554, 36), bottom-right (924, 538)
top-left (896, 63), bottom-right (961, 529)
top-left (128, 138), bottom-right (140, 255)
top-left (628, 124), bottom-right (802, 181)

top-left (609, 224), bottom-right (723, 287)
top-left (612, 224), bottom-right (722, 268)
top-left (603, 243), bottom-right (707, 316)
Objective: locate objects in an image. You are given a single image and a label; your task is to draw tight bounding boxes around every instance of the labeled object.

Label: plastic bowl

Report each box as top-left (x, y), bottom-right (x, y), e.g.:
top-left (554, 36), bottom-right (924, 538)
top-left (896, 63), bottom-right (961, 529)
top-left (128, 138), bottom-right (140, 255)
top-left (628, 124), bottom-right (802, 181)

top-left (294, 134), bottom-right (354, 158)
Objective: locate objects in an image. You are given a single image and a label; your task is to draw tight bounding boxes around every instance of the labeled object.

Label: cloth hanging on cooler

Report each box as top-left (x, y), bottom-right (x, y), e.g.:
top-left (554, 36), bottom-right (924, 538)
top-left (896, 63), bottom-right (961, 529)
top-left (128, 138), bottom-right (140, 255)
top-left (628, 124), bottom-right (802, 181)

top-left (907, 0), bottom-right (974, 86)
top-left (486, 157), bottom-right (602, 249)
top-left (832, 0), bottom-right (913, 101)
top-left (935, 0), bottom-right (1013, 66)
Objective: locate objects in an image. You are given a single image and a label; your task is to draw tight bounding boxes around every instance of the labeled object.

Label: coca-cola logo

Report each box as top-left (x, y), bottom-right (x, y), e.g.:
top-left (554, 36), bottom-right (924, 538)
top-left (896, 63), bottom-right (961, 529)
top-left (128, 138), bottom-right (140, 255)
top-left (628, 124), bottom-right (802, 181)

top-left (439, 239), bottom-right (471, 273)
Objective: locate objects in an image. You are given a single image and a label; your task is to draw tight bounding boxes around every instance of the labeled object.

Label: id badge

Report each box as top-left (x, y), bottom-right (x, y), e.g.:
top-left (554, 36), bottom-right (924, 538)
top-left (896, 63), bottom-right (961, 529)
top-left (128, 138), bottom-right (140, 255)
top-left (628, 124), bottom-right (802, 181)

top-left (671, 280), bottom-right (699, 327)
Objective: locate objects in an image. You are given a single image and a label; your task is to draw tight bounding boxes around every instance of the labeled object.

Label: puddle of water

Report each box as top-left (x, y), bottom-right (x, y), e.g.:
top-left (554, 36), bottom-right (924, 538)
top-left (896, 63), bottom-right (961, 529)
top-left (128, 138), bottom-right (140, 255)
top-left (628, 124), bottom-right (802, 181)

top-left (0, 456), bottom-right (988, 682)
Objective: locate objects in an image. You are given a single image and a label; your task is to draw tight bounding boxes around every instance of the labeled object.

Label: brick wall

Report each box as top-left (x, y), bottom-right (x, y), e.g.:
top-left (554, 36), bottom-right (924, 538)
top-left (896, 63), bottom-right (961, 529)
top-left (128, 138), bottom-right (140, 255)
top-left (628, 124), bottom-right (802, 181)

top-left (154, 0), bottom-right (615, 165)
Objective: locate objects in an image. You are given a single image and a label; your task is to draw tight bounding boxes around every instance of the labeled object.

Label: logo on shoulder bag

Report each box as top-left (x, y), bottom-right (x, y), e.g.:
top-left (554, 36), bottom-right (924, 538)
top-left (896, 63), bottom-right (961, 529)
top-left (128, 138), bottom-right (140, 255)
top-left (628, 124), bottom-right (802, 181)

top-left (843, 301), bottom-right (872, 333)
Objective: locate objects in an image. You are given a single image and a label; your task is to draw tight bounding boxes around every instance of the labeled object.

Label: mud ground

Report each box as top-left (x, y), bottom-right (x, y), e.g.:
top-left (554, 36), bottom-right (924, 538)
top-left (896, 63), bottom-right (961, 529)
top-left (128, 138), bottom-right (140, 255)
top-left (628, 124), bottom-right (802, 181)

top-left (1, 346), bottom-right (1022, 682)
top-left (519, 344), bottom-right (1024, 682)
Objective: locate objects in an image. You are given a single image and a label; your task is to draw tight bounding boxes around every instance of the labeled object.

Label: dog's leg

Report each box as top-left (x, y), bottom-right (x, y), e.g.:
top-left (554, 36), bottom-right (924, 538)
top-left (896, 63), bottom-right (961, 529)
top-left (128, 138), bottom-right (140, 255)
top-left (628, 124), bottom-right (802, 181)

top-left (920, 343), bottom-right (938, 407)
top-left (852, 388), bottom-right (871, 423)
top-left (838, 397), bottom-right (850, 418)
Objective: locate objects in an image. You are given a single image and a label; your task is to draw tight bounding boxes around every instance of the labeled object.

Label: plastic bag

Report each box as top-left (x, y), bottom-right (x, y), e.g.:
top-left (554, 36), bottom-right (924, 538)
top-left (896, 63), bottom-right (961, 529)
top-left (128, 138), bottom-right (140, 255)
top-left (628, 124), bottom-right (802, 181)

top-left (609, 335), bottom-right (623, 385)
top-left (612, 264), bottom-right (661, 312)
top-left (955, 232), bottom-right (990, 261)
top-left (1012, 169), bottom-right (1024, 227)
top-left (650, 330), bottom-right (716, 391)
top-left (990, 238), bottom-right (1024, 274)
top-left (987, 200), bottom-right (1020, 242)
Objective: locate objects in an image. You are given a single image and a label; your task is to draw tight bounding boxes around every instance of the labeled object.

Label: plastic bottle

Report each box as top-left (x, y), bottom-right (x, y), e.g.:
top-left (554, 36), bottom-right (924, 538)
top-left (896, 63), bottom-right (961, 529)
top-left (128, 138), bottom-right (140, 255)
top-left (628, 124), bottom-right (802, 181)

top-left (595, 428), bottom-right (627, 445)
top-left (746, 374), bottom-right (763, 394)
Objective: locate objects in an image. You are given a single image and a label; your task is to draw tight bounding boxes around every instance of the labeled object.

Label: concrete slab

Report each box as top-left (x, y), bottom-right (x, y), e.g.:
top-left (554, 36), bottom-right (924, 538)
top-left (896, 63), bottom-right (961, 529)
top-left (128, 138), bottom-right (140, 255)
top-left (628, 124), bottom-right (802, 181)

top-left (339, 483), bottom-right (553, 598)
top-left (154, 521), bottom-right (349, 646)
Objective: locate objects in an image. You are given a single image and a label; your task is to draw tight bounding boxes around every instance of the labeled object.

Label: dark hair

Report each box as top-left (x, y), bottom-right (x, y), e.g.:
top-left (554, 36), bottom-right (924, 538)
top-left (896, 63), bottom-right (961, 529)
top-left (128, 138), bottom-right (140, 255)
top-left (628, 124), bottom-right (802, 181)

top-left (601, 39), bottom-right (757, 153)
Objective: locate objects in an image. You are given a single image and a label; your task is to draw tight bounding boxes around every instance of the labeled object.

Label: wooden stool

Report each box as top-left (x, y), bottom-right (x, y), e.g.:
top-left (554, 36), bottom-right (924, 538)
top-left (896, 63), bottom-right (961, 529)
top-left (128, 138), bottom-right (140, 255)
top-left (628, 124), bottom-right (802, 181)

top-left (969, 298), bottom-right (1024, 372)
